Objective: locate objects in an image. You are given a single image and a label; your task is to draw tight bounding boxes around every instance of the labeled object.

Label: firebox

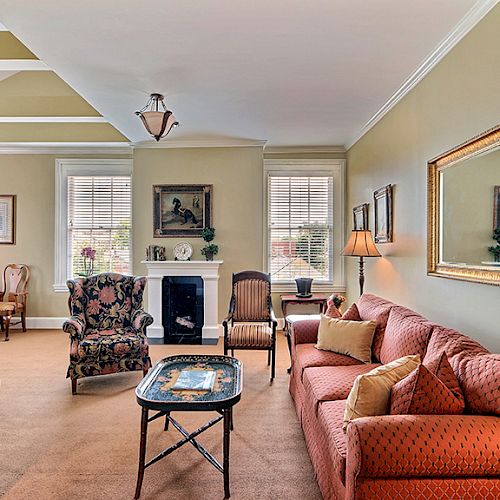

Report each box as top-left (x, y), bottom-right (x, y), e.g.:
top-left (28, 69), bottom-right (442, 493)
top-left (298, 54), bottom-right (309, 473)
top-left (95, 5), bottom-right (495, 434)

top-left (162, 276), bottom-right (204, 344)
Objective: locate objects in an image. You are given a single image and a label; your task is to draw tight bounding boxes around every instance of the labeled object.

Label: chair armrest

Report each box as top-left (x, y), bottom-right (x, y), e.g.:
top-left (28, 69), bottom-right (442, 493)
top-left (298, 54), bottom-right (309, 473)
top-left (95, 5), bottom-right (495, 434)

top-left (346, 415), bottom-right (500, 485)
top-left (62, 315), bottom-right (86, 340)
top-left (290, 317), bottom-right (320, 345)
top-left (132, 309), bottom-right (153, 334)
top-left (222, 314), bottom-right (233, 329)
top-left (269, 306), bottom-right (278, 327)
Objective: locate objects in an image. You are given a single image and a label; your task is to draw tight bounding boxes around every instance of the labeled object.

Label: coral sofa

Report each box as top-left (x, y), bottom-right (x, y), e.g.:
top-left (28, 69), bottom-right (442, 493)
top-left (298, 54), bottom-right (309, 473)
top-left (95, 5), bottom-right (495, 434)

top-left (289, 294), bottom-right (499, 499)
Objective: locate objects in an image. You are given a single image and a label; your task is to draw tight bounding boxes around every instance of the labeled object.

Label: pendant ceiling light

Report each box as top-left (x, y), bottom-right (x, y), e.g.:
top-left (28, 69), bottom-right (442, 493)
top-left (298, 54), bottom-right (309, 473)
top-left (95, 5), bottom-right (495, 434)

top-left (135, 93), bottom-right (179, 141)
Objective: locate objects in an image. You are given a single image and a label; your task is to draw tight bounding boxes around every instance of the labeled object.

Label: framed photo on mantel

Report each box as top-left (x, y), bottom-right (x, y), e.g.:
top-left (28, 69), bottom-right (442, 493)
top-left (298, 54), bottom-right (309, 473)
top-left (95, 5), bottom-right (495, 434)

top-left (153, 184), bottom-right (213, 237)
top-left (374, 184), bottom-right (393, 243)
top-left (0, 194), bottom-right (16, 245)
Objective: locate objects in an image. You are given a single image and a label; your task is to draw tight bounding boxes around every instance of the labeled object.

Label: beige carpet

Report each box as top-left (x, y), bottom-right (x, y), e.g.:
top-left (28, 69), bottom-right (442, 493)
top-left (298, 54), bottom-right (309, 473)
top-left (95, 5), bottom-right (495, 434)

top-left (0, 329), bottom-right (320, 500)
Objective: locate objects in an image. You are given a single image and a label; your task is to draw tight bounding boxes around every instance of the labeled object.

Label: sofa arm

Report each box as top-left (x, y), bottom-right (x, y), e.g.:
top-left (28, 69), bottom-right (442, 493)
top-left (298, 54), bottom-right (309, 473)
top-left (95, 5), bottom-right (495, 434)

top-left (346, 415), bottom-right (500, 485)
top-left (62, 315), bottom-right (85, 340)
top-left (290, 317), bottom-right (320, 345)
top-left (132, 309), bottom-right (154, 334)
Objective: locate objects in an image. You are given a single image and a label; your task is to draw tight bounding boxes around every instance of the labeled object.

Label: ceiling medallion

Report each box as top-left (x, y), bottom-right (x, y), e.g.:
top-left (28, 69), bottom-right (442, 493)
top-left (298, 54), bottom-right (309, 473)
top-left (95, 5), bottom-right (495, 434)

top-left (135, 93), bottom-right (179, 141)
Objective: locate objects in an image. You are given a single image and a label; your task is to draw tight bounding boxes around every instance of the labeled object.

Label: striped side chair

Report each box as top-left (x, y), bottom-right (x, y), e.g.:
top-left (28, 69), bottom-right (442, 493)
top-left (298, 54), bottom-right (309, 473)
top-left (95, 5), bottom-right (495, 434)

top-left (223, 271), bottom-right (277, 382)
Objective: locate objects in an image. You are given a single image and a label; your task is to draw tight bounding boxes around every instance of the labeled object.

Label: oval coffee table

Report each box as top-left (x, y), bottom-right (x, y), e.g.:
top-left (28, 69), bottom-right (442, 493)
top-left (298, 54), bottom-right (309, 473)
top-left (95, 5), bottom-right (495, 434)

top-left (134, 354), bottom-right (243, 499)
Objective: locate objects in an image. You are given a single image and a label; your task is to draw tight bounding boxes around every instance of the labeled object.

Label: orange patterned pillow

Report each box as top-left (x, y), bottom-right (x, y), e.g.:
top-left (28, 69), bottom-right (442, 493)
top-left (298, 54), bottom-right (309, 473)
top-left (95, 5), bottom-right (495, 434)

top-left (390, 363), bottom-right (465, 415)
top-left (341, 303), bottom-right (361, 321)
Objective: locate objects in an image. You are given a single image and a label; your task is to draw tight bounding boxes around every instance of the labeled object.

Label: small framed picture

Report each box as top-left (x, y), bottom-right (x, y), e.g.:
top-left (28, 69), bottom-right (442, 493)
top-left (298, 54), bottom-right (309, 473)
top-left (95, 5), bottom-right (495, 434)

top-left (0, 195), bottom-right (16, 245)
top-left (494, 186), bottom-right (500, 231)
top-left (153, 184), bottom-right (213, 237)
top-left (353, 203), bottom-right (369, 230)
top-left (374, 185), bottom-right (393, 243)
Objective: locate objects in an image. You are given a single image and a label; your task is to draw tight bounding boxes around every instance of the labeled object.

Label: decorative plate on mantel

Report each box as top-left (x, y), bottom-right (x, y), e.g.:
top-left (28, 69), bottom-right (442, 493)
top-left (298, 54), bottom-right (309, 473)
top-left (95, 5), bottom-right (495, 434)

top-left (173, 242), bottom-right (193, 261)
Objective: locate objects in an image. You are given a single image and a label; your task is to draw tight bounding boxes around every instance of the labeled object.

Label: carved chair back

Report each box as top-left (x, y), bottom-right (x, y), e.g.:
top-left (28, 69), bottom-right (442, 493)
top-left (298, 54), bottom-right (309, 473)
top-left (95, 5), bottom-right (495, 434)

top-left (1, 264), bottom-right (30, 307)
top-left (230, 271), bottom-right (271, 322)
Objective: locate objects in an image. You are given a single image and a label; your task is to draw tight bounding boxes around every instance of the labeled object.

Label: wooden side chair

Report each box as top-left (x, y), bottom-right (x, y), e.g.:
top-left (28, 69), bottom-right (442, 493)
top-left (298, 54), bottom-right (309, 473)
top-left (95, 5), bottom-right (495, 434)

top-left (0, 263), bottom-right (30, 341)
top-left (223, 271), bottom-right (277, 382)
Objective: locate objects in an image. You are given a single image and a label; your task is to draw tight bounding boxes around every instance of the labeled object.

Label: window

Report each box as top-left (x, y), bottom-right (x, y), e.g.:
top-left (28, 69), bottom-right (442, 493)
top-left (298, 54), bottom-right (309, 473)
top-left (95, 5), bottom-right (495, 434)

top-left (264, 160), bottom-right (345, 291)
top-left (54, 160), bottom-right (133, 291)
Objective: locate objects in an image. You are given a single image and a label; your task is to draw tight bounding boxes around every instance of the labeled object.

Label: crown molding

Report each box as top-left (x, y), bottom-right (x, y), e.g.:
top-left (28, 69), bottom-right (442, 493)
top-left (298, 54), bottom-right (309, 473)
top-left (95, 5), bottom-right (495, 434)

top-left (0, 22), bottom-right (8, 31)
top-left (345, 0), bottom-right (499, 151)
top-left (264, 145), bottom-right (345, 154)
top-left (0, 60), bottom-right (50, 71)
top-left (0, 142), bottom-right (132, 154)
top-left (0, 116), bottom-right (108, 123)
top-left (132, 138), bottom-right (267, 149)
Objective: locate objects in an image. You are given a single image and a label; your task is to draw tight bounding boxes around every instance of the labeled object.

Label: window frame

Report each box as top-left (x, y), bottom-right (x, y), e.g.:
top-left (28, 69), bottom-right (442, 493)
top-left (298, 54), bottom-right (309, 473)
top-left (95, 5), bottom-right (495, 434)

top-left (54, 159), bottom-right (133, 292)
top-left (263, 159), bottom-right (346, 293)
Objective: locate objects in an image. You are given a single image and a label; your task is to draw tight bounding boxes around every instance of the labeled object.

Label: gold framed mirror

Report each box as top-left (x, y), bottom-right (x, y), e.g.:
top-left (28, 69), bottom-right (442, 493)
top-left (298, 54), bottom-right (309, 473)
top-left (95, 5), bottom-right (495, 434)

top-left (428, 125), bottom-right (500, 286)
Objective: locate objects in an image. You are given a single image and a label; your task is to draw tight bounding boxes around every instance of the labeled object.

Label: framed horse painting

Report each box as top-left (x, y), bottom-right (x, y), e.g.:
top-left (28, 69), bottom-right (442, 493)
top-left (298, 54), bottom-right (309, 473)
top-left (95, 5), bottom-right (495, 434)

top-left (153, 184), bottom-right (213, 237)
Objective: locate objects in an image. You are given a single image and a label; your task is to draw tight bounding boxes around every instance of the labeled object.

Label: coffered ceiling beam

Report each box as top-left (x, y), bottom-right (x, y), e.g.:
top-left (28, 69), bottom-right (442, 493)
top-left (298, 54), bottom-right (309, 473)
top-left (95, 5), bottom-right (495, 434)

top-left (0, 116), bottom-right (107, 123)
top-left (0, 60), bottom-right (50, 71)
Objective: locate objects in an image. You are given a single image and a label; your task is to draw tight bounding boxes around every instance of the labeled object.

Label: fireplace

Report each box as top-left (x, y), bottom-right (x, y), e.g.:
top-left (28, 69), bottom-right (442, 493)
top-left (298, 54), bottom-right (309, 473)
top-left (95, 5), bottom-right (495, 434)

top-left (162, 276), bottom-right (204, 344)
top-left (141, 260), bottom-right (222, 345)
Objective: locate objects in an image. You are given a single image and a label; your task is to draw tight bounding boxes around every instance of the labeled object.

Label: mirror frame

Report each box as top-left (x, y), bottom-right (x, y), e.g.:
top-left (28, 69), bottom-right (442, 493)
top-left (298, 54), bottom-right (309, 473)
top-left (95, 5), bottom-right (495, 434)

top-left (427, 124), bottom-right (500, 286)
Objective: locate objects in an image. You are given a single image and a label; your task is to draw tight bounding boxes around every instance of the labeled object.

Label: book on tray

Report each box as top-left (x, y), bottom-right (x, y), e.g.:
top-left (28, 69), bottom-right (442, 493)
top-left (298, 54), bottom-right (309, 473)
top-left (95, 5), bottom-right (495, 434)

top-left (172, 369), bottom-right (216, 391)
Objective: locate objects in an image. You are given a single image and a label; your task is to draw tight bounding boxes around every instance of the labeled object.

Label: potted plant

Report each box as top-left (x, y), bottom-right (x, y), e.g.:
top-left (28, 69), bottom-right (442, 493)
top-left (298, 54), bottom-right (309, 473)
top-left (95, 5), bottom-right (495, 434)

top-left (488, 228), bottom-right (500, 262)
top-left (201, 227), bottom-right (218, 261)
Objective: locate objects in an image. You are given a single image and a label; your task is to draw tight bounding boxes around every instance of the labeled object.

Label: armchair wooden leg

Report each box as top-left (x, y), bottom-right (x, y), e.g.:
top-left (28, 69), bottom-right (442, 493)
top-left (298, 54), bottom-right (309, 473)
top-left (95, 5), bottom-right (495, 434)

top-left (3, 315), bottom-right (10, 341)
top-left (21, 312), bottom-right (27, 332)
top-left (270, 346), bottom-right (276, 383)
top-left (142, 366), bottom-right (149, 377)
top-left (267, 350), bottom-right (271, 366)
top-left (71, 377), bottom-right (77, 395)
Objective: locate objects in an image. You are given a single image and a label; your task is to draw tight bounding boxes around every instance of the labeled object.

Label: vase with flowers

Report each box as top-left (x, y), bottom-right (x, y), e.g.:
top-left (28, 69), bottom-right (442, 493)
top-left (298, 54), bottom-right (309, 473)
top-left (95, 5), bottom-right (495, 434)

top-left (79, 246), bottom-right (96, 277)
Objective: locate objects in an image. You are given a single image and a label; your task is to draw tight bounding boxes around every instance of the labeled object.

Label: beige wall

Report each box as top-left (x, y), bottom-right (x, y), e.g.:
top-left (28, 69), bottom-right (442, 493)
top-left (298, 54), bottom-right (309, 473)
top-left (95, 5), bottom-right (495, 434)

top-left (0, 154), bottom-right (132, 317)
top-left (346, 5), bottom-right (500, 352)
top-left (132, 147), bottom-right (264, 321)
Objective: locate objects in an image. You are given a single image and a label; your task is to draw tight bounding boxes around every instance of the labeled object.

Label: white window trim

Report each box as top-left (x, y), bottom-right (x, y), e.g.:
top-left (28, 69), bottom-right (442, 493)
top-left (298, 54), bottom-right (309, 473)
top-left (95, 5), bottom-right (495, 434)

top-left (263, 159), bottom-right (346, 293)
top-left (53, 158), bottom-right (133, 292)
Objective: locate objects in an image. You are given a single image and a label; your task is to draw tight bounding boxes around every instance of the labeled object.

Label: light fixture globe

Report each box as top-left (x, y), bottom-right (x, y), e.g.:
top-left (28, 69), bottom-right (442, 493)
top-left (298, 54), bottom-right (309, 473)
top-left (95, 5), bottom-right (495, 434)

top-left (136, 93), bottom-right (179, 141)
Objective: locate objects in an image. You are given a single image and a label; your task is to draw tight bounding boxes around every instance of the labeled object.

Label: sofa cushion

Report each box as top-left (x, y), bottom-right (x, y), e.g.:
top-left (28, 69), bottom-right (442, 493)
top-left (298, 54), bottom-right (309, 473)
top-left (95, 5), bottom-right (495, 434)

top-left (303, 364), bottom-right (380, 412)
top-left (317, 400), bottom-right (348, 486)
top-left (356, 294), bottom-right (395, 361)
top-left (343, 355), bottom-right (420, 429)
top-left (389, 364), bottom-right (464, 415)
top-left (294, 343), bottom-right (362, 379)
top-left (379, 306), bottom-right (433, 364)
top-left (423, 325), bottom-right (488, 370)
top-left (459, 354), bottom-right (500, 415)
top-left (342, 303), bottom-right (361, 320)
top-left (425, 351), bottom-right (464, 405)
top-left (316, 315), bottom-right (376, 363)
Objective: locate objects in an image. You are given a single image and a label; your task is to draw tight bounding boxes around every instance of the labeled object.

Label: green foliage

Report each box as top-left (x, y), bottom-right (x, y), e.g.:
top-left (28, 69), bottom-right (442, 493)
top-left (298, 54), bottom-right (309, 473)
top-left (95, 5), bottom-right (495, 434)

top-left (201, 243), bottom-right (219, 255)
top-left (201, 227), bottom-right (216, 242)
top-left (488, 229), bottom-right (500, 261)
top-left (296, 224), bottom-right (328, 274)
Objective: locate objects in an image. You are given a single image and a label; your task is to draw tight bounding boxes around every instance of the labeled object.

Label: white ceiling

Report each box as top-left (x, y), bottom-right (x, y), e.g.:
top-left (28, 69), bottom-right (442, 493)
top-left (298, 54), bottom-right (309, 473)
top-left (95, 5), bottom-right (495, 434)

top-left (0, 0), bottom-right (492, 147)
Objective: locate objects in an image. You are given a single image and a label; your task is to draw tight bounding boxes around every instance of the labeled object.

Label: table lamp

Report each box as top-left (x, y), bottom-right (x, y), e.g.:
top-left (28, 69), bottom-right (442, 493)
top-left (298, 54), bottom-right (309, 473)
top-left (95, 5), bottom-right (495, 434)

top-left (342, 230), bottom-right (381, 295)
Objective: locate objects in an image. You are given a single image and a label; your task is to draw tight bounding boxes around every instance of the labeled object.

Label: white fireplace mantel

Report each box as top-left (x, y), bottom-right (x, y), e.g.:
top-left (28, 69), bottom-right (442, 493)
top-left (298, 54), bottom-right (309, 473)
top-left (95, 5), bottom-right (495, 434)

top-left (141, 260), bottom-right (223, 344)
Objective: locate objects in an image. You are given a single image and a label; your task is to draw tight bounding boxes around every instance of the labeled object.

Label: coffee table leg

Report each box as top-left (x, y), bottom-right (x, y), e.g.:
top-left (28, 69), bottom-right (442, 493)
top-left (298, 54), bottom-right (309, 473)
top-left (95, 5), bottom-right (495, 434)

top-left (134, 407), bottom-right (149, 499)
top-left (223, 408), bottom-right (231, 499)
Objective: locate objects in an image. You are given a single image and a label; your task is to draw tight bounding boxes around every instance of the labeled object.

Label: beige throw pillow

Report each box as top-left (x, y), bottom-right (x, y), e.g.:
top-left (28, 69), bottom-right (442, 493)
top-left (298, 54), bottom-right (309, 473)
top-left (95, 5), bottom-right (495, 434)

top-left (343, 354), bottom-right (421, 430)
top-left (315, 314), bottom-right (376, 363)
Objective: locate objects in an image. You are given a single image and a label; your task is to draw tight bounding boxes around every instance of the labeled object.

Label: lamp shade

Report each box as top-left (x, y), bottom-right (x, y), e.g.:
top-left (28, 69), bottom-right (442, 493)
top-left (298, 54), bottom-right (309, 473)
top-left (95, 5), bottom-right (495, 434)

top-left (342, 230), bottom-right (381, 257)
top-left (136, 93), bottom-right (178, 141)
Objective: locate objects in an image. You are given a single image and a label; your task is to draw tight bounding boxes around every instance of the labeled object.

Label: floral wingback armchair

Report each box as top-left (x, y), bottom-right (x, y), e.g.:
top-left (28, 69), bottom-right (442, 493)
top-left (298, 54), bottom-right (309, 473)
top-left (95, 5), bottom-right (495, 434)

top-left (63, 273), bottom-right (153, 394)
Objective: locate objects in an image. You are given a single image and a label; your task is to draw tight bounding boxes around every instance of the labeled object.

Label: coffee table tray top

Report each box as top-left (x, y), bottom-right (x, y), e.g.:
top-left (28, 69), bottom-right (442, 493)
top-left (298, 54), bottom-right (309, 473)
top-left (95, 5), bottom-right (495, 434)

top-left (136, 354), bottom-right (242, 411)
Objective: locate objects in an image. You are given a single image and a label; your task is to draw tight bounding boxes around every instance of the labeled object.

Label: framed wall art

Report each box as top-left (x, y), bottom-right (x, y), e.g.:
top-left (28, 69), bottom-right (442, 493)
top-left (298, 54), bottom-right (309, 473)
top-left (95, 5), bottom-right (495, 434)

top-left (374, 184), bottom-right (393, 243)
top-left (0, 195), bottom-right (16, 245)
top-left (153, 184), bottom-right (213, 237)
top-left (353, 203), bottom-right (369, 230)
top-left (494, 186), bottom-right (500, 231)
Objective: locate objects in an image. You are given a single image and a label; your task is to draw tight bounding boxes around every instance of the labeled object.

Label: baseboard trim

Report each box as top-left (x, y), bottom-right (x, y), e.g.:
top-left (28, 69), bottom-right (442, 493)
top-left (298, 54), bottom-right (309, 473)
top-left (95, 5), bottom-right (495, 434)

top-left (9, 317), bottom-right (66, 329)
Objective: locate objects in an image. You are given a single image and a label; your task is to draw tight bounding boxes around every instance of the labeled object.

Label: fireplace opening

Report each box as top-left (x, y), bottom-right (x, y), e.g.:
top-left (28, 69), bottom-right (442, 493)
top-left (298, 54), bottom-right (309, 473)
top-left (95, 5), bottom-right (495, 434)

top-left (162, 276), bottom-right (204, 344)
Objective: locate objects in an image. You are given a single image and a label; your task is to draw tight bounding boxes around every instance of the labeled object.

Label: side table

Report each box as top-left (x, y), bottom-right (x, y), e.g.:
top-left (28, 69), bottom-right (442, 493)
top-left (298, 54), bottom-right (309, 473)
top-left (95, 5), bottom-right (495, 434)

top-left (280, 294), bottom-right (328, 373)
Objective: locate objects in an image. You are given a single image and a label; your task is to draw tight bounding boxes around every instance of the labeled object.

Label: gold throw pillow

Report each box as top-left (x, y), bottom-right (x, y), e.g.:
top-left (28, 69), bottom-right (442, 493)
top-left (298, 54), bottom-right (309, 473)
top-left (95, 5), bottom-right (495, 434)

top-left (315, 314), bottom-right (377, 363)
top-left (343, 354), bottom-right (421, 430)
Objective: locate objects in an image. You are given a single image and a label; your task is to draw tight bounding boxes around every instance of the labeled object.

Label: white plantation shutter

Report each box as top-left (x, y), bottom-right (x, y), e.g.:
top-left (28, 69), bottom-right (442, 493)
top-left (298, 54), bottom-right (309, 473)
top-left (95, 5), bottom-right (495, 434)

top-left (268, 173), bottom-right (334, 282)
top-left (67, 175), bottom-right (131, 276)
